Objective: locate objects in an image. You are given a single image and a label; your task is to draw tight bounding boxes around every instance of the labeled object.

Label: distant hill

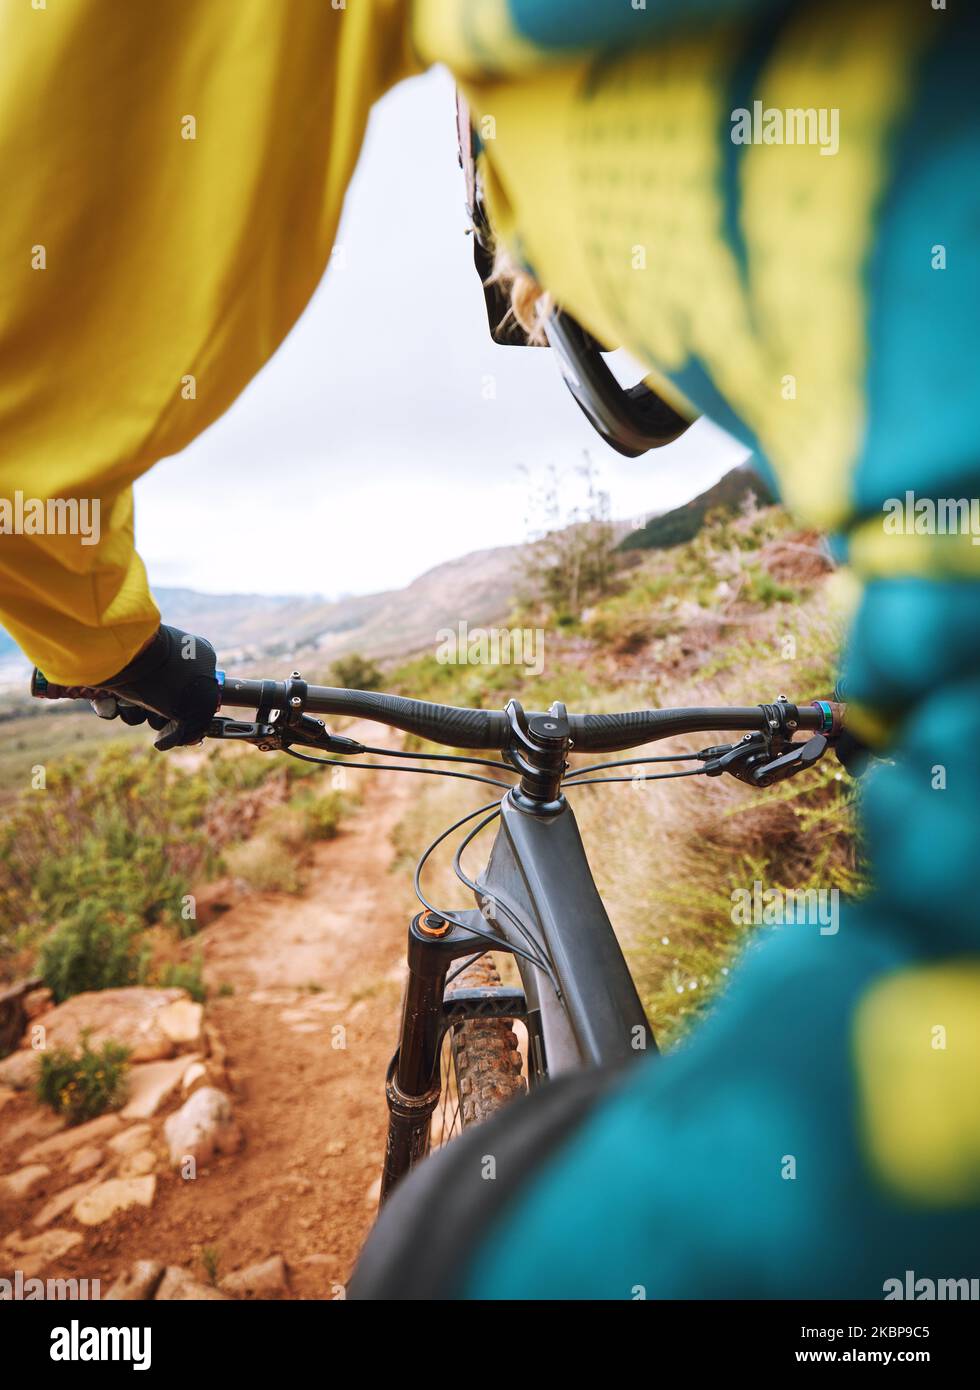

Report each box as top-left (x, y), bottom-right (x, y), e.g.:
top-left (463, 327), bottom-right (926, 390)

top-left (618, 465), bottom-right (774, 552)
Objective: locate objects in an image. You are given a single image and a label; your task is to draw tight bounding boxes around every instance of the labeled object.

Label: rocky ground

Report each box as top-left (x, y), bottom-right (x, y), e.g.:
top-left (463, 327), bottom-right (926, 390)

top-left (0, 760), bottom-right (414, 1299)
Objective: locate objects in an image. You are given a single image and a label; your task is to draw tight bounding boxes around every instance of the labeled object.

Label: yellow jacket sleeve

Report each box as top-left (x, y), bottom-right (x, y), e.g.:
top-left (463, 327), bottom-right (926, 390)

top-left (0, 0), bottom-right (418, 685)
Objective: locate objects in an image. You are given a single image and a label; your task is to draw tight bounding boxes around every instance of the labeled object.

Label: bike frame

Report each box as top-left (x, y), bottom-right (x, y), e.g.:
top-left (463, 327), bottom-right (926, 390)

top-left (380, 784), bottom-right (653, 1201)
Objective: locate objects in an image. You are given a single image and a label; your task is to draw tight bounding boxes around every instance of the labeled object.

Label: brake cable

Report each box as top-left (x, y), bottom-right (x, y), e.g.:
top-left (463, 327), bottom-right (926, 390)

top-left (412, 798), bottom-right (556, 979)
top-left (451, 808), bottom-right (559, 988)
top-left (283, 747), bottom-right (515, 791)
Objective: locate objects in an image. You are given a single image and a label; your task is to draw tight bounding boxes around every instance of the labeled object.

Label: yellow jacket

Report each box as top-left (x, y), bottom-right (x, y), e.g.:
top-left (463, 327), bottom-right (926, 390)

top-left (0, 0), bottom-right (417, 684)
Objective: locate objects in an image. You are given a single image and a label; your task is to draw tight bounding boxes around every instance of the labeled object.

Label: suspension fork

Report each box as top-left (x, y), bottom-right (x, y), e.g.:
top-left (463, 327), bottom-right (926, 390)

top-left (380, 910), bottom-right (522, 1203)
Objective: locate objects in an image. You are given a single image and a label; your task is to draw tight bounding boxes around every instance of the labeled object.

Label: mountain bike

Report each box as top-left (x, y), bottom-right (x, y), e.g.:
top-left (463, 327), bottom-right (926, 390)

top-left (32, 667), bottom-right (845, 1201)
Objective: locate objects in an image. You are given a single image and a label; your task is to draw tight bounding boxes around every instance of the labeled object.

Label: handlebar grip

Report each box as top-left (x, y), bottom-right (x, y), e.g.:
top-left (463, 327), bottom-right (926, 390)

top-left (31, 669), bottom-right (110, 701)
top-left (32, 667), bottom-right (228, 703)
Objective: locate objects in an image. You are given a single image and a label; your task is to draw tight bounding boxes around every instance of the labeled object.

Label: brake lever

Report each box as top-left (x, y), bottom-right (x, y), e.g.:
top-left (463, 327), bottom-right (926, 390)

top-left (750, 733), bottom-right (829, 787)
top-left (205, 715), bottom-right (365, 756)
top-left (700, 730), bottom-right (831, 787)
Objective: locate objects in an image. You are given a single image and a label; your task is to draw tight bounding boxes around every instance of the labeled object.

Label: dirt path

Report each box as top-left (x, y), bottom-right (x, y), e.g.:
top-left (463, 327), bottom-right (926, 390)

top-left (192, 756), bottom-right (415, 1297)
top-left (1, 740), bottom-right (418, 1299)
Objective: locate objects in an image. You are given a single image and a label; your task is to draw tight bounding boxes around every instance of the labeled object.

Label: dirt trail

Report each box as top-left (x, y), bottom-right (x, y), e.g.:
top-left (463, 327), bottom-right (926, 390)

top-left (1, 735), bottom-right (418, 1299)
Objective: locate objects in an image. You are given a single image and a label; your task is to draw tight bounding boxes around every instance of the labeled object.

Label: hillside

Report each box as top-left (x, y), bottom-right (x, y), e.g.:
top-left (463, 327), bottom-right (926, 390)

top-left (619, 464), bottom-right (774, 552)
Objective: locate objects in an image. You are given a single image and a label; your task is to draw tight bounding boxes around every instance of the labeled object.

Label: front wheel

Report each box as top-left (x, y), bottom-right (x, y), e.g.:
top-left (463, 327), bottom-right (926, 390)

top-left (430, 954), bottom-right (526, 1147)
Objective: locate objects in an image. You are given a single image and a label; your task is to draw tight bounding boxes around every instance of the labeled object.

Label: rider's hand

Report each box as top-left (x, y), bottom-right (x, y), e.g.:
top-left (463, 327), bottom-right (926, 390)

top-left (95, 624), bottom-right (220, 751)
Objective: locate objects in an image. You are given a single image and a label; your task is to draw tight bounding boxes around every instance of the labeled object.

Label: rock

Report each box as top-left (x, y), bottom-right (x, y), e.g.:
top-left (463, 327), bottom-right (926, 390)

top-left (72, 1175), bottom-right (156, 1226)
top-left (0, 1084), bottom-right (17, 1112)
top-left (0, 1163), bottom-right (50, 1199)
top-left (0, 1047), bottom-right (43, 1090)
top-left (220, 1255), bottom-right (289, 1299)
top-left (324, 1141), bottom-right (346, 1157)
top-left (67, 1145), bottom-right (104, 1177)
top-left (104, 1260), bottom-right (165, 1301)
top-left (20, 1112), bottom-right (122, 1165)
top-left (121, 1053), bottom-right (201, 1120)
top-left (2, 1228), bottom-right (82, 1276)
top-left (156, 1000), bottom-right (204, 1048)
top-left (107, 1124), bottom-right (152, 1155)
top-left (154, 1266), bottom-right (232, 1301)
top-left (11, 988), bottom-right (193, 1081)
top-left (33, 1176), bottom-right (102, 1228)
top-left (163, 1088), bottom-right (242, 1168)
top-left (117, 1148), bottom-right (156, 1179)
top-left (23, 987), bottom-right (53, 1019)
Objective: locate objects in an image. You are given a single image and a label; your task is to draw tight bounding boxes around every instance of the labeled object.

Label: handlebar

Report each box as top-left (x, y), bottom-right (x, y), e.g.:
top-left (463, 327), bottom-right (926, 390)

top-left (31, 667), bottom-right (840, 754)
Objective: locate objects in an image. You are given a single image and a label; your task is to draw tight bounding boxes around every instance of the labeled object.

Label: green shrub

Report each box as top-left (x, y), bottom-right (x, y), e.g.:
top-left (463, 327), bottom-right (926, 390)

top-left (329, 653), bottom-right (384, 691)
top-left (36, 1032), bottom-right (130, 1124)
top-left (39, 901), bottom-right (144, 1003)
top-left (292, 791), bottom-right (345, 841)
top-left (157, 953), bottom-right (206, 1003)
top-left (222, 834), bottom-right (304, 893)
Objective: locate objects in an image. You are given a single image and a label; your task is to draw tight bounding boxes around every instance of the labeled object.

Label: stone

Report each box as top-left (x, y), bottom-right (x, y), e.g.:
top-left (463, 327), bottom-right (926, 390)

top-left (121, 1054), bottom-right (201, 1120)
top-left (0, 1047), bottom-right (42, 1089)
top-left (72, 1175), bottom-right (156, 1226)
top-left (33, 1176), bottom-right (102, 1229)
top-left (163, 1088), bottom-right (242, 1167)
top-left (11, 988), bottom-right (192, 1079)
top-left (220, 1255), bottom-right (289, 1299)
top-left (324, 1141), bottom-right (346, 1157)
top-left (107, 1124), bottom-right (152, 1155)
top-left (0, 1163), bottom-right (50, 1199)
top-left (154, 1266), bottom-right (231, 1301)
top-left (67, 1145), bottom-right (104, 1177)
top-left (20, 1111), bottom-right (122, 1165)
top-left (156, 1000), bottom-right (204, 1048)
top-left (104, 1260), bottom-right (165, 1301)
top-left (0, 1084), bottom-right (18, 1113)
top-left (2, 1228), bottom-right (82, 1277)
top-left (117, 1148), bottom-right (156, 1179)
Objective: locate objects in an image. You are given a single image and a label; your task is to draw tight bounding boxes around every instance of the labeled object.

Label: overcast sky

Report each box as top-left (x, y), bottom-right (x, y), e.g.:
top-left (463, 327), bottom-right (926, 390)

top-left (134, 67), bottom-right (748, 600)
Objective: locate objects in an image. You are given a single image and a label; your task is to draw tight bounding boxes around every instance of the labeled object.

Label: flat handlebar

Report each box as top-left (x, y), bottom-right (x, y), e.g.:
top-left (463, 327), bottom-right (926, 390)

top-left (215, 676), bottom-right (830, 752)
top-left (31, 668), bottom-right (837, 754)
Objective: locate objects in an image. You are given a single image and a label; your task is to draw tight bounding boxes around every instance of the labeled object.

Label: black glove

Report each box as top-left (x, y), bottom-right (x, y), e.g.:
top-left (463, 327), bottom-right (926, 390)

top-left (95, 624), bottom-right (220, 751)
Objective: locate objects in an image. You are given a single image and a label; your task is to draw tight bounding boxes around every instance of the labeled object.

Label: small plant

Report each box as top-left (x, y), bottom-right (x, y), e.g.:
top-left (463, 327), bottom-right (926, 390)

top-left (222, 834), bottom-right (304, 893)
top-left (329, 653), bottom-right (384, 691)
top-left (295, 791), bottom-right (345, 841)
top-left (157, 953), bottom-right (207, 1003)
top-left (39, 901), bottom-right (143, 1003)
top-left (201, 1246), bottom-right (221, 1287)
top-left (36, 1031), bottom-right (130, 1124)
